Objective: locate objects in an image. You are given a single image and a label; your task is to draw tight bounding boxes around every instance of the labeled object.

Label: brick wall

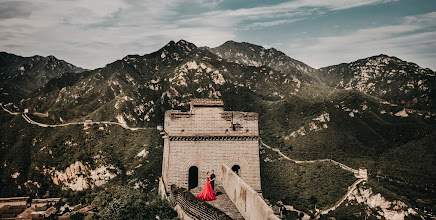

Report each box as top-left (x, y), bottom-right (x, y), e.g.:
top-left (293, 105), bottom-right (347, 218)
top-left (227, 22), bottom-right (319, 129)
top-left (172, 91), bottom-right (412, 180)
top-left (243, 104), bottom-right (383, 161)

top-left (164, 139), bottom-right (261, 192)
top-left (162, 100), bottom-right (262, 192)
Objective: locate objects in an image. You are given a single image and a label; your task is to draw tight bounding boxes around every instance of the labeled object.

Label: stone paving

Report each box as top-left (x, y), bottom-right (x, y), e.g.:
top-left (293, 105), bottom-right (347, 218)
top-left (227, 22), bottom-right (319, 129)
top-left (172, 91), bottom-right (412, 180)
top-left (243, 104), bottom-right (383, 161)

top-left (191, 185), bottom-right (245, 220)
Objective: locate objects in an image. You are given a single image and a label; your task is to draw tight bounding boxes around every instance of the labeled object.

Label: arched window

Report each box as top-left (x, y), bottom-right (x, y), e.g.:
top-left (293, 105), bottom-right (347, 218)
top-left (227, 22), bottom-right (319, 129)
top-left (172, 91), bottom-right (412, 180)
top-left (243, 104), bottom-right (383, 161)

top-left (188, 166), bottom-right (198, 190)
top-left (231, 165), bottom-right (241, 176)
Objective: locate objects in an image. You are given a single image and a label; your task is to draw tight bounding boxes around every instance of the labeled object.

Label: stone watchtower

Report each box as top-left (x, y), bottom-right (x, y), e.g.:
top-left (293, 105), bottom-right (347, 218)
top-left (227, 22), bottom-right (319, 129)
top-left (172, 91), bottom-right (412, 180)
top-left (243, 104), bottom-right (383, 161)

top-left (160, 98), bottom-right (261, 193)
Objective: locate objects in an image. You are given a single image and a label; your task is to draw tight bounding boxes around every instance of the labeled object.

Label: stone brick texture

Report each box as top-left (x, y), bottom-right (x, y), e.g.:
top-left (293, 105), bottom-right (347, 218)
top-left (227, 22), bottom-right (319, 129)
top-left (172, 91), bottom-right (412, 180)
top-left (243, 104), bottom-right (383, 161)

top-left (162, 99), bottom-right (261, 192)
top-left (170, 185), bottom-right (232, 220)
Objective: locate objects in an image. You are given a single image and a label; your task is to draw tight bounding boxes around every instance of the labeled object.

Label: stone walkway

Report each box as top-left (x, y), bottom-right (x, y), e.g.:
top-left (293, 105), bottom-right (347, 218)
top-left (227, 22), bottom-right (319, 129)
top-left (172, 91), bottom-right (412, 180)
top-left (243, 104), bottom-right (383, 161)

top-left (191, 186), bottom-right (244, 220)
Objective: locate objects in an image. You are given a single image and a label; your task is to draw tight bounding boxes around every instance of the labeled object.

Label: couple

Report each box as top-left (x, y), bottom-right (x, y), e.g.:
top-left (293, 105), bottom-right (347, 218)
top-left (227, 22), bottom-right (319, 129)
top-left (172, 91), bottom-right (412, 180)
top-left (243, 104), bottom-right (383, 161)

top-left (196, 170), bottom-right (217, 201)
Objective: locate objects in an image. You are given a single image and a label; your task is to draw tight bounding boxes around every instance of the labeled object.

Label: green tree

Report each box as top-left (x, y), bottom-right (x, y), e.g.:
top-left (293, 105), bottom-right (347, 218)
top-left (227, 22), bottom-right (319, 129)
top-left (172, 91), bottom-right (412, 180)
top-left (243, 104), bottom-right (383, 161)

top-left (91, 185), bottom-right (176, 220)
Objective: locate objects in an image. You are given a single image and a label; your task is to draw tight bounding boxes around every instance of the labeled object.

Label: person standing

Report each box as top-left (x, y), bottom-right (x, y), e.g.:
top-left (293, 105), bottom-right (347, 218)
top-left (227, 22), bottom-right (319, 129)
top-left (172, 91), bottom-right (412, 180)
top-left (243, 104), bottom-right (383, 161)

top-left (210, 170), bottom-right (216, 190)
top-left (196, 171), bottom-right (216, 201)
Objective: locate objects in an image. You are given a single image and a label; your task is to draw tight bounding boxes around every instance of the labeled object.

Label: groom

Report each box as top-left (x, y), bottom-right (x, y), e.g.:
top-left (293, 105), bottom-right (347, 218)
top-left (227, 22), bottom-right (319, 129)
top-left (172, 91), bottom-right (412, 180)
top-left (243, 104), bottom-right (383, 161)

top-left (210, 170), bottom-right (216, 190)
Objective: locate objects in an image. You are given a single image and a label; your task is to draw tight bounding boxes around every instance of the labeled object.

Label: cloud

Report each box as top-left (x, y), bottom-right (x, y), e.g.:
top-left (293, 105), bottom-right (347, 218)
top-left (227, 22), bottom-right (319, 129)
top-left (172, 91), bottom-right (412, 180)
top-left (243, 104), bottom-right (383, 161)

top-left (177, 0), bottom-right (396, 29)
top-left (0, 1), bottom-right (32, 20)
top-left (0, 0), bottom-right (183, 68)
top-left (197, 0), bottom-right (225, 8)
top-left (0, 0), bottom-right (429, 70)
top-left (280, 12), bottom-right (436, 69)
top-left (243, 19), bottom-right (301, 30)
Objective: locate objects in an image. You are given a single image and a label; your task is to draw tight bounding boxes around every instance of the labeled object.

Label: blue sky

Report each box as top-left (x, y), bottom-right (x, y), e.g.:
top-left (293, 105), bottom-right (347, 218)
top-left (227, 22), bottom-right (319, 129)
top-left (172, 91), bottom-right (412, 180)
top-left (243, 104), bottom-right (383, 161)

top-left (0, 0), bottom-right (435, 70)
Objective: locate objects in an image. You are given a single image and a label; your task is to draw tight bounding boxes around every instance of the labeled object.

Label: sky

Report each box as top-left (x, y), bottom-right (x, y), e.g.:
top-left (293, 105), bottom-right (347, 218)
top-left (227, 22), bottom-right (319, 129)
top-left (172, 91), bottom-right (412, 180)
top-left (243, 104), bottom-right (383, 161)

top-left (0, 0), bottom-right (435, 70)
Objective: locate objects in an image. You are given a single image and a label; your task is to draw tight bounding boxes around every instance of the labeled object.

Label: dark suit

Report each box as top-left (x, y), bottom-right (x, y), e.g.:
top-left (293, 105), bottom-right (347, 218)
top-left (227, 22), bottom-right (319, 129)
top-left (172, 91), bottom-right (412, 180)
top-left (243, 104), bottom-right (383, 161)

top-left (210, 174), bottom-right (216, 190)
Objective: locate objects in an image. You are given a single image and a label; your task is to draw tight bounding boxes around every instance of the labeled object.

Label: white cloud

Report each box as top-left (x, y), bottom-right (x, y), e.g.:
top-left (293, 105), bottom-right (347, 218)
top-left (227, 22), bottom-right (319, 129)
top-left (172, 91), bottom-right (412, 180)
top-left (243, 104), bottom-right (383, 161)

top-left (0, 1), bottom-right (32, 20)
top-left (0, 0), bottom-right (431, 70)
top-left (197, 0), bottom-right (225, 8)
top-left (243, 19), bottom-right (301, 30)
top-left (281, 12), bottom-right (436, 69)
top-left (177, 0), bottom-right (396, 29)
top-left (0, 0), bottom-right (196, 68)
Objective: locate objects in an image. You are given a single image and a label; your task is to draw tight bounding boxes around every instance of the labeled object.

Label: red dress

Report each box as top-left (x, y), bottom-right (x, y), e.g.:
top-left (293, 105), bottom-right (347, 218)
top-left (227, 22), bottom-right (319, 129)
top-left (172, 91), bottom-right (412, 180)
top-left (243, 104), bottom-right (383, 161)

top-left (196, 177), bottom-right (216, 201)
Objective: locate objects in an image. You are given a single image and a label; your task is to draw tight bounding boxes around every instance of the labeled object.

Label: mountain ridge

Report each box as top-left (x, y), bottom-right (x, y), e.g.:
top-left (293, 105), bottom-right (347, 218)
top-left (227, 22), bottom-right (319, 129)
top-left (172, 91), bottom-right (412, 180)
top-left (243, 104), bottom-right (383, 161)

top-left (207, 40), bottom-right (320, 83)
top-left (318, 53), bottom-right (435, 110)
top-left (15, 39), bottom-right (316, 126)
top-left (0, 51), bottom-right (86, 103)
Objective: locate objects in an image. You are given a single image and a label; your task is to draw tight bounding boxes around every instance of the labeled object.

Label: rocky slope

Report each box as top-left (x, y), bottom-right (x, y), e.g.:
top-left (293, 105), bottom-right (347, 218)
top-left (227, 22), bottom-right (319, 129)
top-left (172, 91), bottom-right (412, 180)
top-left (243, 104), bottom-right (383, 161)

top-left (322, 181), bottom-right (419, 219)
top-left (207, 40), bottom-right (320, 83)
top-left (0, 52), bottom-right (86, 103)
top-left (318, 54), bottom-right (435, 110)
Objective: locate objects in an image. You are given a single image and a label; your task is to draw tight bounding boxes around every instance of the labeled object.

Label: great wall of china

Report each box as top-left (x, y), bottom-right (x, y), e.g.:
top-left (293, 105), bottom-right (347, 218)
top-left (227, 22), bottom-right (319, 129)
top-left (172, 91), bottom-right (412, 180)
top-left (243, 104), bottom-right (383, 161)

top-left (2, 100), bottom-right (371, 219)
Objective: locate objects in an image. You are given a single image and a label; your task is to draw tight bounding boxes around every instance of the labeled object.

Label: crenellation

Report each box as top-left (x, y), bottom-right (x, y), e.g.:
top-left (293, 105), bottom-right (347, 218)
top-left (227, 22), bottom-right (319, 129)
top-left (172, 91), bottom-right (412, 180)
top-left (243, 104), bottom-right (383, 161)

top-left (165, 99), bottom-right (258, 137)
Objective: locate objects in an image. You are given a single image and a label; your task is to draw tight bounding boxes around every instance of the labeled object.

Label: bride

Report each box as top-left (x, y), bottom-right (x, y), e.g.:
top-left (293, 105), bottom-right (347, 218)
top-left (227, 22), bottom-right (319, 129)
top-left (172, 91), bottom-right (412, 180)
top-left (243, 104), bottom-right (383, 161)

top-left (196, 171), bottom-right (217, 201)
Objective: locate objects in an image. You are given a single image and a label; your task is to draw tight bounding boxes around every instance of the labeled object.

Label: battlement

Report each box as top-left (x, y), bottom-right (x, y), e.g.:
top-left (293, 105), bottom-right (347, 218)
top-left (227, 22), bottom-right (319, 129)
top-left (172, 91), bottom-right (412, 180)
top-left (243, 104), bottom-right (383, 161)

top-left (190, 98), bottom-right (224, 107)
top-left (164, 99), bottom-right (258, 137)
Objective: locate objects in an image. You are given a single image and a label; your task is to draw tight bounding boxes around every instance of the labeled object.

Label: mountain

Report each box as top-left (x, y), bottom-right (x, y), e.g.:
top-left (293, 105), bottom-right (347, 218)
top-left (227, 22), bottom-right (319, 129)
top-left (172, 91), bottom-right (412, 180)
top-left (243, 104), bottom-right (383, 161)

top-left (208, 42), bottom-right (435, 111)
top-left (207, 40), bottom-right (320, 83)
top-left (19, 40), bottom-right (313, 127)
top-left (0, 40), bottom-right (434, 219)
top-left (318, 54), bottom-right (435, 110)
top-left (0, 52), bottom-right (86, 103)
